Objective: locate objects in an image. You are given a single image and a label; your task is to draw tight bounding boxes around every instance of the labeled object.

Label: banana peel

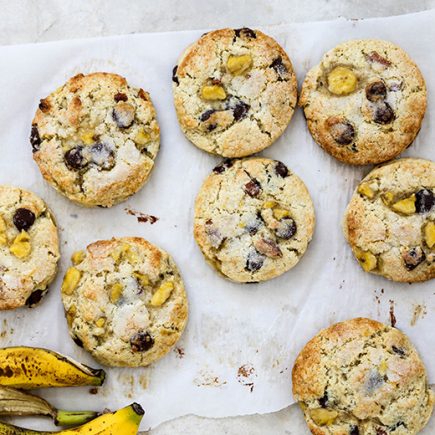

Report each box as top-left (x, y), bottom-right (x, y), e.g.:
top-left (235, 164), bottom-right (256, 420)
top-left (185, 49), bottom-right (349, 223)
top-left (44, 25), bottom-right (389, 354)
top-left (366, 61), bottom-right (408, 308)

top-left (0, 347), bottom-right (105, 388)
top-left (0, 403), bottom-right (144, 434)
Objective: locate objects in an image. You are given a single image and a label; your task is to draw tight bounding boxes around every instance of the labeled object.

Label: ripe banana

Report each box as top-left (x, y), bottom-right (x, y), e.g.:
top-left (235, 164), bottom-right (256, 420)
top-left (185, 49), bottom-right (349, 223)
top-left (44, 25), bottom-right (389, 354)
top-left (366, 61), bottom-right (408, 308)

top-left (0, 386), bottom-right (97, 426)
top-left (0, 347), bottom-right (105, 388)
top-left (0, 403), bottom-right (144, 434)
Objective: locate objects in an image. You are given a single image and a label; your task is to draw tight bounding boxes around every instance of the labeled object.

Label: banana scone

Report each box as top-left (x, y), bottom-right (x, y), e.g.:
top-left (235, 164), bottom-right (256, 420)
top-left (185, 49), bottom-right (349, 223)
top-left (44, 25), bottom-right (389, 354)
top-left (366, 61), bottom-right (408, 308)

top-left (344, 158), bottom-right (435, 282)
top-left (194, 158), bottom-right (315, 283)
top-left (172, 28), bottom-right (297, 157)
top-left (292, 318), bottom-right (434, 435)
top-left (61, 237), bottom-right (188, 367)
top-left (300, 39), bottom-right (426, 165)
top-left (31, 72), bottom-right (160, 207)
top-left (0, 185), bottom-right (60, 310)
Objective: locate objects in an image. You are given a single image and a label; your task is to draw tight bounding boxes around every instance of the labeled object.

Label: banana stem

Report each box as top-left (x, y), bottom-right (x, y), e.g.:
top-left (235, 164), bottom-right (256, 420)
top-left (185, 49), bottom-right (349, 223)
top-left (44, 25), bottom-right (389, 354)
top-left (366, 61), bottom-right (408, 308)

top-left (55, 410), bottom-right (99, 427)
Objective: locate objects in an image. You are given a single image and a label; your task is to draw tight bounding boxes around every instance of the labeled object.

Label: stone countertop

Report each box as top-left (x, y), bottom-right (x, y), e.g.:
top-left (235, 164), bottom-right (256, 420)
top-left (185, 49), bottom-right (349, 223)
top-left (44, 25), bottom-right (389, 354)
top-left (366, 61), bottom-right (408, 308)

top-left (1, 1), bottom-right (434, 433)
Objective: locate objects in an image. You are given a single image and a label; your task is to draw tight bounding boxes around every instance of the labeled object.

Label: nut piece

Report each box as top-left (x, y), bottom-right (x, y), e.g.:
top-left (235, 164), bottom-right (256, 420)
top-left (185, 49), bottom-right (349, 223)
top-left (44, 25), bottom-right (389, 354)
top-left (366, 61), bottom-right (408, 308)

top-left (133, 272), bottom-right (149, 288)
top-left (150, 281), bottom-right (174, 307)
top-left (327, 66), bottom-right (358, 95)
top-left (71, 250), bottom-right (85, 265)
top-left (110, 282), bottom-right (123, 304)
top-left (80, 129), bottom-right (95, 145)
top-left (309, 408), bottom-right (338, 426)
top-left (392, 194), bottom-right (416, 215)
top-left (424, 221), bottom-right (435, 248)
top-left (61, 267), bottom-right (82, 295)
top-left (227, 54), bottom-right (253, 75)
top-left (355, 249), bottom-right (377, 272)
top-left (9, 231), bottom-right (31, 259)
top-left (201, 85), bottom-right (227, 101)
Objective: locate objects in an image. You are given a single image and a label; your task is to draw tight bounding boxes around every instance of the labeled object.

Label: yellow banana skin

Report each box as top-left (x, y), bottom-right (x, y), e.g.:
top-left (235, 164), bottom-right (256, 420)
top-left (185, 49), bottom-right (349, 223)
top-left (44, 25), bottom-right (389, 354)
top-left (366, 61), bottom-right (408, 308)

top-left (0, 403), bottom-right (144, 434)
top-left (0, 347), bottom-right (105, 388)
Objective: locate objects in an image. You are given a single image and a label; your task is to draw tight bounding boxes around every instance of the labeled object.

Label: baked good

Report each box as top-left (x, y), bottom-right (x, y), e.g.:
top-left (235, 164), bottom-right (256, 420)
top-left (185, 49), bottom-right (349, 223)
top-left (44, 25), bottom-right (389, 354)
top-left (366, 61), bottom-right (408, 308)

top-left (300, 39), bottom-right (426, 165)
top-left (61, 237), bottom-right (188, 367)
top-left (172, 28), bottom-right (297, 157)
top-left (0, 185), bottom-right (60, 310)
top-left (343, 158), bottom-right (435, 282)
top-left (292, 317), bottom-right (434, 434)
top-left (194, 158), bottom-right (315, 283)
top-left (31, 72), bottom-right (160, 207)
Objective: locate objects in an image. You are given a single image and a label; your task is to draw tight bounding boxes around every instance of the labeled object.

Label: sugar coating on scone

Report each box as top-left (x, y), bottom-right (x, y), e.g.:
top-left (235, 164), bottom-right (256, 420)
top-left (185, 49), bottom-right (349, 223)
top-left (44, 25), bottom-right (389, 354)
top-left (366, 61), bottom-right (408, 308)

top-left (292, 318), bottom-right (434, 435)
top-left (61, 237), bottom-right (188, 367)
top-left (0, 185), bottom-right (60, 310)
top-left (300, 39), bottom-right (426, 165)
top-left (344, 158), bottom-right (435, 282)
top-left (173, 28), bottom-right (297, 157)
top-left (32, 72), bottom-right (160, 207)
top-left (194, 158), bottom-right (315, 283)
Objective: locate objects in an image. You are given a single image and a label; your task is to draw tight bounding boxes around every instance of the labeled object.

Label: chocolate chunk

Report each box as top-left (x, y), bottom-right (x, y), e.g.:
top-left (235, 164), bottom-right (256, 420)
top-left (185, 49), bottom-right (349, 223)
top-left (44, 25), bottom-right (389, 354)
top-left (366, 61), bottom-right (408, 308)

top-left (234, 28), bottom-right (256, 39)
top-left (373, 102), bottom-right (395, 124)
top-left (275, 161), bottom-right (288, 178)
top-left (25, 290), bottom-right (44, 307)
top-left (367, 51), bottom-right (391, 67)
top-left (172, 65), bottom-right (179, 85)
top-left (65, 146), bottom-right (87, 170)
top-left (112, 102), bottom-right (135, 128)
top-left (130, 331), bottom-right (154, 352)
top-left (328, 119), bottom-right (355, 145)
top-left (365, 80), bottom-right (387, 102)
top-left (233, 101), bottom-right (250, 121)
top-left (245, 249), bottom-right (265, 272)
top-left (402, 247), bottom-right (426, 271)
top-left (90, 142), bottom-right (115, 170)
top-left (350, 426), bottom-right (359, 435)
top-left (254, 238), bottom-right (282, 258)
top-left (244, 179), bottom-right (261, 197)
top-left (208, 123), bottom-right (217, 131)
top-left (13, 208), bottom-right (36, 231)
top-left (318, 390), bottom-right (328, 408)
top-left (30, 125), bottom-right (41, 153)
top-left (376, 429), bottom-right (387, 435)
top-left (213, 159), bottom-right (233, 174)
top-left (38, 98), bottom-right (51, 113)
top-left (138, 89), bottom-right (148, 101)
top-left (73, 336), bottom-right (84, 348)
top-left (246, 215), bottom-right (262, 235)
top-left (415, 189), bottom-right (434, 213)
top-left (114, 92), bottom-right (128, 102)
top-left (276, 217), bottom-right (297, 239)
top-left (392, 345), bottom-right (406, 357)
top-left (200, 109), bottom-right (216, 121)
top-left (205, 222), bottom-right (225, 248)
top-left (270, 56), bottom-right (288, 77)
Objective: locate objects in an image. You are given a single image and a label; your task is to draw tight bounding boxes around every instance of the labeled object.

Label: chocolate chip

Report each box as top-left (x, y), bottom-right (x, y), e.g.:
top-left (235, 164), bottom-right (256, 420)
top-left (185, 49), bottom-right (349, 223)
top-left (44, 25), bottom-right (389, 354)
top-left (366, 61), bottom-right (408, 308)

top-left (328, 120), bottom-right (355, 145)
top-left (30, 125), bottom-right (41, 153)
top-left (208, 123), bottom-right (217, 131)
top-left (402, 247), bottom-right (426, 271)
top-left (244, 179), bottom-right (261, 197)
top-left (130, 331), bottom-right (154, 352)
top-left (367, 51), bottom-right (391, 67)
top-left (276, 217), bottom-right (297, 240)
top-left (365, 80), bottom-right (387, 102)
top-left (65, 146), bottom-right (87, 170)
top-left (392, 345), bottom-right (406, 357)
top-left (200, 109), bottom-right (216, 121)
top-left (73, 336), bottom-right (84, 348)
top-left (318, 390), bottom-right (328, 408)
top-left (13, 208), bottom-right (36, 231)
top-left (270, 56), bottom-right (288, 77)
top-left (25, 290), bottom-right (44, 307)
top-left (114, 92), bottom-right (128, 102)
top-left (213, 159), bottom-right (233, 174)
top-left (172, 65), bottom-right (179, 85)
top-left (90, 142), bottom-right (115, 170)
top-left (275, 161), bottom-right (288, 178)
top-left (112, 102), bottom-right (135, 128)
top-left (38, 98), bottom-right (50, 112)
top-left (245, 249), bottom-right (265, 272)
top-left (415, 189), bottom-right (434, 213)
top-left (233, 101), bottom-right (250, 121)
top-left (234, 28), bottom-right (256, 39)
top-left (373, 102), bottom-right (395, 124)
top-left (349, 426), bottom-right (359, 435)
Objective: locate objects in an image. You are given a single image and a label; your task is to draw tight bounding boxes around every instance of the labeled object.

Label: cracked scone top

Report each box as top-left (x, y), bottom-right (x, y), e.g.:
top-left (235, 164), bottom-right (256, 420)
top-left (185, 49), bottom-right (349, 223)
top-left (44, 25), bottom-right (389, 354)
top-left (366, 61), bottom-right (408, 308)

top-left (31, 72), bottom-right (160, 207)
top-left (172, 28), bottom-right (297, 157)
top-left (300, 39), bottom-right (426, 165)
top-left (61, 237), bottom-right (188, 367)
top-left (0, 186), bottom-right (60, 310)
top-left (292, 318), bottom-right (434, 435)
top-left (344, 158), bottom-right (435, 282)
top-left (194, 158), bottom-right (315, 283)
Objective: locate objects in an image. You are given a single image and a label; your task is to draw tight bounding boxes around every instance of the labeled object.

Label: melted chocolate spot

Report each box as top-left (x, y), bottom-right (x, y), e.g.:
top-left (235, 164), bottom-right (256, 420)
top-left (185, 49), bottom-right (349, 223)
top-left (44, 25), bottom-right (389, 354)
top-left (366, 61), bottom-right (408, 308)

top-left (13, 208), bottom-right (36, 231)
top-left (30, 125), bottom-right (41, 153)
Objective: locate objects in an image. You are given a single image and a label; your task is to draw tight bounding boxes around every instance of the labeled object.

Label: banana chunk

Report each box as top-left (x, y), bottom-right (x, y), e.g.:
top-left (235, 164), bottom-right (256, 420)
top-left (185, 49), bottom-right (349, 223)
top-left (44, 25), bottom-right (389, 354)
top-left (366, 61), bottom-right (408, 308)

top-left (328, 66), bottom-right (358, 95)
top-left (150, 281), bottom-right (174, 307)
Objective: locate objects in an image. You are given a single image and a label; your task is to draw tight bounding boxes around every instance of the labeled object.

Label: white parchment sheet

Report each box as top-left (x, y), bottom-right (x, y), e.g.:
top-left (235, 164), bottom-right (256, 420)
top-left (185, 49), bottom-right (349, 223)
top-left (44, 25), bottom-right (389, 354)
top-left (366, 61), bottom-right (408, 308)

top-left (0, 9), bottom-right (434, 431)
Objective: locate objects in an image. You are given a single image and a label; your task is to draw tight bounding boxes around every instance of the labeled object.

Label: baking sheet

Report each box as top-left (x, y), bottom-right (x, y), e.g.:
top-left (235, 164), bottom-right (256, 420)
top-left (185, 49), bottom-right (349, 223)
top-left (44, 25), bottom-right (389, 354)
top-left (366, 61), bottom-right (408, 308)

top-left (0, 9), bottom-right (434, 431)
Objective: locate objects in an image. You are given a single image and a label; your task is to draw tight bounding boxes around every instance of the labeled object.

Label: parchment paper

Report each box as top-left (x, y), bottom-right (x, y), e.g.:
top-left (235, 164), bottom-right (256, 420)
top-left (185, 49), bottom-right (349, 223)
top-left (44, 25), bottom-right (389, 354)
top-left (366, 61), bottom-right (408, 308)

top-left (0, 9), bottom-right (433, 431)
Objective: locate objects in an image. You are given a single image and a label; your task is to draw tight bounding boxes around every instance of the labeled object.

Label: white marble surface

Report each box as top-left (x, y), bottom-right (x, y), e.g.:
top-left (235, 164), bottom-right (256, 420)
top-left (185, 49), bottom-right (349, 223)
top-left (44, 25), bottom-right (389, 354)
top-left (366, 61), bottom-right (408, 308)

top-left (1, 1), bottom-right (435, 434)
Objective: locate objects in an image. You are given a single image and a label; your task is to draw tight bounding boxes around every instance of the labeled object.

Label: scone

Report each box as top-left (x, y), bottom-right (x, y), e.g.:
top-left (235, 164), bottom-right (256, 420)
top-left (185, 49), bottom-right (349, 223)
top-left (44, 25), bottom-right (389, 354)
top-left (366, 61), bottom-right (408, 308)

top-left (343, 158), bottom-right (435, 282)
top-left (172, 28), bottom-right (297, 157)
top-left (0, 185), bottom-right (60, 310)
top-left (61, 237), bottom-right (188, 367)
top-left (194, 158), bottom-right (315, 283)
top-left (31, 72), bottom-right (160, 207)
top-left (300, 39), bottom-right (426, 165)
top-left (292, 318), bottom-right (434, 435)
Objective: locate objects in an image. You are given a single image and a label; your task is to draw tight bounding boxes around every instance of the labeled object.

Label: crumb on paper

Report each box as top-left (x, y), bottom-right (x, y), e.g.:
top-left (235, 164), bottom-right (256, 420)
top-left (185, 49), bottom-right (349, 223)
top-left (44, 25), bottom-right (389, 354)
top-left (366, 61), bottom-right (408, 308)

top-left (89, 387), bottom-right (98, 395)
top-left (237, 363), bottom-right (256, 392)
top-left (174, 347), bottom-right (185, 358)
top-left (194, 371), bottom-right (227, 387)
top-left (389, 299), bottom-right (397, 327)
top-left (411, 304), bottom-right (427, 326)
top-left (125, 208), bottom-right (159, 224)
